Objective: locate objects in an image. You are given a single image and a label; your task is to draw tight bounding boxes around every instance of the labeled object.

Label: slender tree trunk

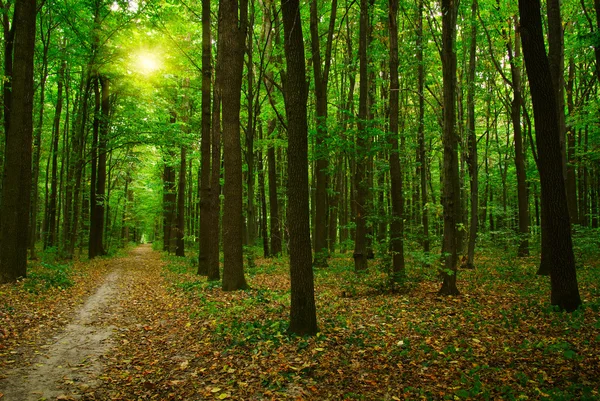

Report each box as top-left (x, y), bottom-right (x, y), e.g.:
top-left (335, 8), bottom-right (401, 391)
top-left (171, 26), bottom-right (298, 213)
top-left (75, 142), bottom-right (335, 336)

top-left (354, 0), bottom-right (369, 272)
top-left (519, 0), bottom-right (581, 312)
top-left (439, 0), bottom-right (460, 296)
top-left (282, 0), bottom-right (318, 336)
top-left (245, 7), bottom-right (256, 248)
top-left (0, 0), bottom-right (36, 283)
top-left (565, 58), bottom-right (578, 224)
top-left (595, 0), bottom-right (600, 81)
top-left (388, 0), bottom-right (405, 279)
top-left (91, 76), bottom-right (109, 257)
top-left (258, 126), bottom-right (269, 257)
top-left (176, 146), bottom-right (186, 257)
top-left (465, 0), bottom-right (478, 269)
top-left (310, 0), bottom-right (337, 267)
top-left (198, 0), bottom-right (212, 275)
top-left (508, 16), bottom-right (530, 256)
top-left (221, 0), bottom-right (248, 291)
top-left (46, 59), bottom-right (66, 250)
top-left (416, 0), bottom-right (429, 253)
top-left (88, 77), bottom-right (100, 258)
top-left (29, 27), bottom-right (51, 260)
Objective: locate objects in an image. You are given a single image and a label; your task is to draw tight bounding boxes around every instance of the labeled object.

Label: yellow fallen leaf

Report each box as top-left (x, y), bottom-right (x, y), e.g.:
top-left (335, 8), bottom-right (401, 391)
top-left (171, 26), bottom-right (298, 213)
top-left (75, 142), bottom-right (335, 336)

top-left (211, 387), bottom-right (221, 393)
top-left (218, 393), bottom-right (230, 399)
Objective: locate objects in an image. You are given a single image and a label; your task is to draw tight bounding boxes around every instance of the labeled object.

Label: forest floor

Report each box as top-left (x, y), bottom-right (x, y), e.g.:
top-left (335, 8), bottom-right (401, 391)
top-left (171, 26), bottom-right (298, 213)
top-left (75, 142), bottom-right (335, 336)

top-left (1, 244), bottom-right (599, 400)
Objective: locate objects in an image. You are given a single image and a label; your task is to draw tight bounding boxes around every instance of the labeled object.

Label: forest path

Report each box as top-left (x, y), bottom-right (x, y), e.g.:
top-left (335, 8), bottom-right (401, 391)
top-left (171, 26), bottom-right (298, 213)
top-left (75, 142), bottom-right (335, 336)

top-left (0, 244), bottom-right (163, 400)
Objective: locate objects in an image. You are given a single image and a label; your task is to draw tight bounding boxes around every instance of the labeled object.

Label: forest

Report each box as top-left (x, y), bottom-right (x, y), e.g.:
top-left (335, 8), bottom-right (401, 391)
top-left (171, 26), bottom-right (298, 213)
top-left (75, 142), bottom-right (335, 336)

top-left (0, 0), bottom-right (599, 399)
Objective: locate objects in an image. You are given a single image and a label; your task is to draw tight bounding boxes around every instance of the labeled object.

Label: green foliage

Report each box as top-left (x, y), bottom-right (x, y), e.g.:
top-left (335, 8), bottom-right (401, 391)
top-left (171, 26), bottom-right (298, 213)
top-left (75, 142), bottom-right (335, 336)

top-left (23, 248), bottom-right (73, 293)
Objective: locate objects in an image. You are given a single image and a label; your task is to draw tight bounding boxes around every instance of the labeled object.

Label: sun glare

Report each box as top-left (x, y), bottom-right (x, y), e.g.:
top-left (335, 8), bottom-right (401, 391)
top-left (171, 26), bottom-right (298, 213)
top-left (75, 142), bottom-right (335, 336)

top-left (136, 52), bottom-right (161, 75)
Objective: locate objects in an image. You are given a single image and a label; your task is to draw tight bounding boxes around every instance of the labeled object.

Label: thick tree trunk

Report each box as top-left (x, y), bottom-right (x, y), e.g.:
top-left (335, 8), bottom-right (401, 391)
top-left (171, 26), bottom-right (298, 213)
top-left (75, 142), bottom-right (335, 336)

top-left (439, 0), bottom-right (460, 296)
top-left (519, 0), bottom-right (581, 312)
top-left (198, 0), bottom-right (212, 275)
top-left (0, 0), bottom-right (36, 283)
top-left (388, 0), bottom-right (405, 279)
top-left (354, 0), bottom-right (369, 272)
top-left (221, 0), bottom-right (248, 291)
top-left (282, 0), bottom-right (318, 336)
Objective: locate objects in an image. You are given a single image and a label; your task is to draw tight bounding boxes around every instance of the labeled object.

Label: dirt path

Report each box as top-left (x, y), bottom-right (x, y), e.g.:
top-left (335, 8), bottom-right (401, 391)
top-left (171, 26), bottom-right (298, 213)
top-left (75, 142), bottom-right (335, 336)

top-left (0, 245), bottom-right (157, 400)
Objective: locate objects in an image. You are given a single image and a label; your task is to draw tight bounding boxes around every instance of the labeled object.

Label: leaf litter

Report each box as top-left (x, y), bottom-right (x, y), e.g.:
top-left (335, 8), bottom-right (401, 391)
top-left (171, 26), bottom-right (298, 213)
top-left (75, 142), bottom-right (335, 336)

top-left (1, 245), bottom-right (599, 400)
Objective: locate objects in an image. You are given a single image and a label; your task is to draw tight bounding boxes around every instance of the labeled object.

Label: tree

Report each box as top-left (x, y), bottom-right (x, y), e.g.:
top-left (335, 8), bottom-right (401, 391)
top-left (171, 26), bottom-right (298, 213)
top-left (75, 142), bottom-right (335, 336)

top-left (507, 16), bottom-right (530, 257)
top-left (198, 0), bottom-right (212, 275)
top-left (353, 0), bottom-right (369, 272)
top-left (309, 0), bottom-right (337, 267)
top-left (387, 0), bottom-right (405, 279)
top-left (221, 0), bottom-right (248, 291)
top-left (281, 0), bottom-right (318, 336)
top-left (465, 0), bottom-right (478, 268)
top-left (439, 0), bottom-right (460, 296)
top-left (0, 0), bottom-right (36, 283)
top-left (518, 0), bottom-right (581, 312)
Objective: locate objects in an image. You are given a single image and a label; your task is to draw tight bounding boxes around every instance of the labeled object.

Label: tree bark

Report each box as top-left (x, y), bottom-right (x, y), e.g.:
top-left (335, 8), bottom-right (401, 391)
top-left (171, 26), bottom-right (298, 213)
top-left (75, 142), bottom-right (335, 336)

top-left (439, 0), bottom-right (460, 296)
top-left (0, 0), bottom-right (36, 283)
top-left (198, 0), bottom-right (212, 275)
top-left (221, 0), bottom-right (248, 291)
top-left (519, 0), bottom-right (581, 312)
top-left (176, 146), bottom-right (186, 257)
top-left (310, 0), bottom-right (337, 267)
top-left (416, 0), bottom-right (429, 253)
top-left (388, 0), bottom-right (405, 279)
top-left (507, 16), bottom-right (530, 257)
top-left (282, 0), bottom-right (318, 336)
top-left (45, 59), bottom-right (66, 250)
top-left (465, 0), bottom-right (478, 269)
top-left (353, 0), bottom-right (369, 272)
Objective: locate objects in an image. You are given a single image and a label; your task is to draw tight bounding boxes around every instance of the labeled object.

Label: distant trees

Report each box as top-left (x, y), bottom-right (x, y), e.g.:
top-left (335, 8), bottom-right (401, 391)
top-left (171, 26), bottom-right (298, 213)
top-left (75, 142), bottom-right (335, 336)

top-left (0, 0), bottom-right (593, 316)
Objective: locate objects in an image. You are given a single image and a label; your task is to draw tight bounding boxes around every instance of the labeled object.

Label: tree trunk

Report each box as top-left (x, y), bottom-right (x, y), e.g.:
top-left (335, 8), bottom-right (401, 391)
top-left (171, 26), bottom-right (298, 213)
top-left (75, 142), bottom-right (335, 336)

top-left (221, 0), bottom-right (248, 291)
top-left (416, 0), bottom-right (429, 253)
top-left (0, 0), bottom-right (36, 283)
top-left (310, 0), bottom-right (337, 267)
top-left (258, 127), bottom-right (269, 258)
top-left (439, 0), bottom-right (460, 296)
top-left (176, 146), bottom-right (186, 257)
top-left (388, 0), bottom-right (405, 279)
top-left (29, 24), bottom-right (51, 260)
top-left (565, 58), bottom-right (578, 224)
top-left (353, 0), bottom-right (369, 272)
top-left (508, 16), bottom-right (530, 257)
top-left (92, 76), bottom-right (109, 257)
top-left (198, 0), bottom-right (212, 275)
top-left (465, 0), bottom-right (478, 269)
top-left (519, 0), bottom-right (581, 312)
top-left (46, 59), bottom-right (66, 250)
top-left (282, 0), bottom-right (318, 336)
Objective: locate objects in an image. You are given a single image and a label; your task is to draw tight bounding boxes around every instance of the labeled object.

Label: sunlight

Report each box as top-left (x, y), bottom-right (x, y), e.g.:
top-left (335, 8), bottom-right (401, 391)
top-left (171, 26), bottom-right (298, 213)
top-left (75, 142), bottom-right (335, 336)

top-left (135, 51), bottom-right (161, 75)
